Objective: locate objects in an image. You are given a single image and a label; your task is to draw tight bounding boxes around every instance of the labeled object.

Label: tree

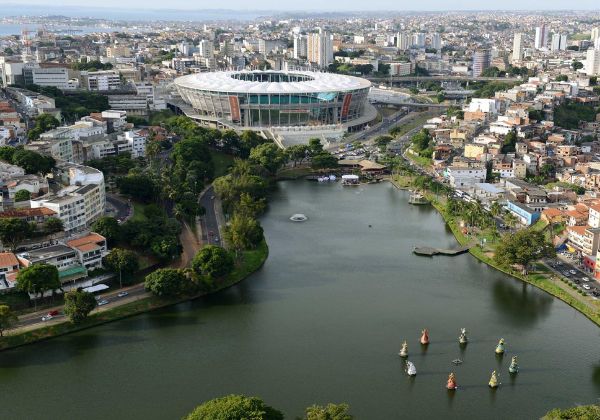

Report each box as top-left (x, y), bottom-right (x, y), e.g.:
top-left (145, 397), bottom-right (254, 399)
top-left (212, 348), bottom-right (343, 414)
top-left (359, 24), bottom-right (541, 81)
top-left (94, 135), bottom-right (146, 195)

top-left (104, 248), bottom-right (139, 288)
top-left (117, 174), bottom-right (157, 203)
top-left (305, 403), bottom-right (353, 420)
top-left (501, 130), bottom-right (517, 154)
top-left (555, 75), bottom-right (568, 82)
top-left (249, 143), bottom-right (286, 174)
top-left (44, 217), bottom-right (64, 236)
top-left (16, 264), bottom-right (60, 308)
top-left (144, 268), bottom-right (189, 297)
top-left (311, 152), bottom-right (339, 170)
top-left (494, 229), bottom-right (555, 273)
top-left (63, 290), bottom-right (97, 323)
top-left (192, 245), bottom-right (234, 280)
top-left (92, 217), bottom-right (121, 245)
top-left (411, 129), bottom-right (431, 151)
top-left (374, 135), bottom-right (393, 150)
top-left (490, 201), bottom-right (503, 218)
top-left (223, 214), bottom-right (264, 253)
top-left (14, 189), bottom-right (30, 202)
top-left (285, 144), bottom-right (310, 167)
top-left (0, 146), bottom-right (16, 163)
top-left (0, 218), bottom-right (34, 251)
top-left (184, 395), bottom-right (283, 420)
top-left (0, 305), bottom-right (17, 337)
top-left (571, 60), bottom-right (584, 71)
top-left (11, 149), bottom-right (55, 175)
top-left (308, 138), bottom-right (324, 156)
top-left (236, 192), bottom-right (266, 218)
top-left (27, 113), bottom-right (60, 140)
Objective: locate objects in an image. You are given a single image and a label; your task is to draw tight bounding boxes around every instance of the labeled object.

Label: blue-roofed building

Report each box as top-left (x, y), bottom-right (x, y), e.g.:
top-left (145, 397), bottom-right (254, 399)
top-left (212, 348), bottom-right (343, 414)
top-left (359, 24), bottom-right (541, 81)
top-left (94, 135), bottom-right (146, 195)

top-left (506, 200), bottom-right (541, 226)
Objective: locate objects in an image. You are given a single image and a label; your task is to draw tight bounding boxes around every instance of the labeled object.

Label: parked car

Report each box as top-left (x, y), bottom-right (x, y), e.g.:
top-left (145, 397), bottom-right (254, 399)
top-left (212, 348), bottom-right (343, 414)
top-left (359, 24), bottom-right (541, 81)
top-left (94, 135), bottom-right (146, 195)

top-left (41, 310), bottom-right (59, 321)
top-left (563, 271), bottom-right (571, 277)
top-left (117, 291), bottom-right (129, 298)
top-left (582, 277), bottom-right (590, 282)
top-left (570, 270), bottom-right (577, 275)
top-left (98, 299), bottom-right (109, 306)
top-left (583, 284), bottom-right (591, 290)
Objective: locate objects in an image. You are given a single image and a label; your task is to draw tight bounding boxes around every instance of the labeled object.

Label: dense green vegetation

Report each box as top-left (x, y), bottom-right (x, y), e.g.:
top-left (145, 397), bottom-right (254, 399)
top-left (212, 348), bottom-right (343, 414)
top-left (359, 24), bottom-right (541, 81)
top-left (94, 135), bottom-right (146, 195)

top-left (0, 305), bottom-right (17, 337)
top-left (104, 248), bottom-right (140, 287)
top-left (494, 229), bottom-right (556, 273)
top-left (410, 129), bottom-right (433, 158)
top-left (543, 404), bottom-right (600, 419)
top-left (71, 60), bottom-right (113, 71)
top-left (0, 145), bottom-right (55, 175)
top-left (15, 264), bottom-right (60, 307)
top-left (27, 113), bottom-right (60, 140)
top-left (553, 101), bottom-right (599, 130)
top-left (472, 81), bottom-right (518, 98)
top-left (184, 394), bottom-right (353, 420)
top-left (24, 84), bottom-right (110, 122)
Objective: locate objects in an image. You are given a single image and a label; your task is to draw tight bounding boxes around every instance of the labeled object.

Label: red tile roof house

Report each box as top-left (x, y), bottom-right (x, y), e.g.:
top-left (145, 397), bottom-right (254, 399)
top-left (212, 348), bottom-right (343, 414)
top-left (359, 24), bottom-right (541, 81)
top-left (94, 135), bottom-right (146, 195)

top-left (66, 233), bottom-right (108, 270)
top-left (0, 252), bottom-right (20, 292)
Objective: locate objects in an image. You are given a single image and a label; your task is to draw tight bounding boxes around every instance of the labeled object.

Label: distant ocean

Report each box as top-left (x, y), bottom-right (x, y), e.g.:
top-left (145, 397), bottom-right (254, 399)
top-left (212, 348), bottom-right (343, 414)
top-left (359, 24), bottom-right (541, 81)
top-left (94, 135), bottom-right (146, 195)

top-left (0, 24), bottom-right (125, 36)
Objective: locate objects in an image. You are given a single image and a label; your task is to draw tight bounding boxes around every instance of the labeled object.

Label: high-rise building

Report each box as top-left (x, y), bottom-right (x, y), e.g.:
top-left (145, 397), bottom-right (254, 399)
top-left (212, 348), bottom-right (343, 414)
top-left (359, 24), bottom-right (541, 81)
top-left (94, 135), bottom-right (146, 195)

top-left (591, 27), bottom-right (600, 43)
top-left (550, 33), bottom-right (568, 51)
top-left (412, 33), bottom-right (426, 48)
top-left (396, 33), bottom-right (410, 50)
top-left (430, 33), bottom-right (441, 50)
top-left (534, 24), bottom-right (549, 49)
top-left (586, 48), bottom-right (600, 75)
top-left (472, 49), bottom-right (491, 77)
top-left (512, 33), bottom-right (524, 63)
top-left (198, 40), bottom-right (214, 59)
top-left (293, 34), bottom-right (308, 59)
top-left (307, 28), bottom-right (333, 68)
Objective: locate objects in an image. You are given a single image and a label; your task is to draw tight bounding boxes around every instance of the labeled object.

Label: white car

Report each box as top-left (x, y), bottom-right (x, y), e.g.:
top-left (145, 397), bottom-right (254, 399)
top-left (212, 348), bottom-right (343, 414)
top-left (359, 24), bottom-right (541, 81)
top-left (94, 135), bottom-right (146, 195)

top-left (97, 299), bottom-right (109, 306)
top-left (117, 291), bottom-right (129, 298)
top-left (570, 270), bottom-right (577, 275)
top-left (582, 277), bottom-right (590, 282)
top-left (41, 315), bottom-right (53, 321)
top-left (583, 284), bottom-right (591, 290)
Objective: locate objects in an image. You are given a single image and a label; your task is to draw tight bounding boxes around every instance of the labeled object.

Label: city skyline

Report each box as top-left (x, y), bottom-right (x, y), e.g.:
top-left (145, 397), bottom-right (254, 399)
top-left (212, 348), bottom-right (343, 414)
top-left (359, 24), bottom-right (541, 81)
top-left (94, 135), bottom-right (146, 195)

top-left (2, 1), bottom-right (600, 13)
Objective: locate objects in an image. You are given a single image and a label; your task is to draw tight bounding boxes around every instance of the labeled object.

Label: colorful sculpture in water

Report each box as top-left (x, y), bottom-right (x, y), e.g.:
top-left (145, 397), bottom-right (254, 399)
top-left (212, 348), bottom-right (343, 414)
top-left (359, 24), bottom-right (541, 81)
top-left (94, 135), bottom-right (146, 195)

top-left (446, 372), bottom-right (457, 390)
top-left (509, 356), bottom-right (519, 374)
top-left (420, 328), bottom-right (430, 345)
top-left (495, 338), bottom-right (505, 354)
top-left (488, 370), bottom-right (499, 388)
top-left (399, 341), bottom-right (408, 358)
top-left (458, 328), bottom-right (468, 344)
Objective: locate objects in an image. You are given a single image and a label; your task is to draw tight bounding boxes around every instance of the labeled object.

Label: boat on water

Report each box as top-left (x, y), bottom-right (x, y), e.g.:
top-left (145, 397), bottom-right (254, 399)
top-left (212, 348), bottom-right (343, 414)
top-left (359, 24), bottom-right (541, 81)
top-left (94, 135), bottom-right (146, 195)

top-left (341, 174), bottom-right (360, 185)
top-left (452, 359), bottom-right (463, 365)
top-left (408, 190), bottom-right (429, 205)
top-left (420, 328), bottom-right (430, 345)
top-left (406, 361), bottom-right (417, 376)
top-left (489, 370), bottom-right (500, 388)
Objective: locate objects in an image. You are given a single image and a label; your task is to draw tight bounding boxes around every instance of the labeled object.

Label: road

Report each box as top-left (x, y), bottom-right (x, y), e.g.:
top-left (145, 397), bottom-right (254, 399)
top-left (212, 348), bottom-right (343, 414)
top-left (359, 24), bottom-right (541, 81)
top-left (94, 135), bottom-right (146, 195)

top-left (198, 185), bottom-right (222, 246)
top-left (367, 75), bottom-right (523, 83)
top-left (544, 255), bottom-right (600, 298)
top-left (106, 194), bottom-right (131, 221)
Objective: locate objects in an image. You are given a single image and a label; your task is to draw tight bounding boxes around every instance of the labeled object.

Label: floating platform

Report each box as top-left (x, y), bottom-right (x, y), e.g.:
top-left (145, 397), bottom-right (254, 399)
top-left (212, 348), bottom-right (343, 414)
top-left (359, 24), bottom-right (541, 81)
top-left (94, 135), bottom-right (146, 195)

top-left (413, 245), bottom-right (471, 257)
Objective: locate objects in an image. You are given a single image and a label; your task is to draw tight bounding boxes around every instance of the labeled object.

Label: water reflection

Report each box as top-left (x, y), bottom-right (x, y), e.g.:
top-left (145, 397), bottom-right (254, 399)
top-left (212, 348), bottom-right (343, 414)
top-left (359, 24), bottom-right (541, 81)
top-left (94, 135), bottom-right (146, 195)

top-left (491, 279), bottom-right (553, 327)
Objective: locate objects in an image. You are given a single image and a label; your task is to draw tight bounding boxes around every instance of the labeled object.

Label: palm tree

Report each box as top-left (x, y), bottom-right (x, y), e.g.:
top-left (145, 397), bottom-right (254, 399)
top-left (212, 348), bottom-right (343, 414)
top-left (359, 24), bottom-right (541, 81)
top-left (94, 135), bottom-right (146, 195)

top-left (504, 213), bottom-right (519, 229)
top-left (490, 201), bottom-right (502, 218)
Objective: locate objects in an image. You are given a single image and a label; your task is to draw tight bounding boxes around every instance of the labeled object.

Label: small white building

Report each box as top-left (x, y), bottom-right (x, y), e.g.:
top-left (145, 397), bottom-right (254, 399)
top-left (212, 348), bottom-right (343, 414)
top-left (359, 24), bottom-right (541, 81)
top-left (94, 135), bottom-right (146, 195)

top-left (446, 166), bottom-right (486, 188)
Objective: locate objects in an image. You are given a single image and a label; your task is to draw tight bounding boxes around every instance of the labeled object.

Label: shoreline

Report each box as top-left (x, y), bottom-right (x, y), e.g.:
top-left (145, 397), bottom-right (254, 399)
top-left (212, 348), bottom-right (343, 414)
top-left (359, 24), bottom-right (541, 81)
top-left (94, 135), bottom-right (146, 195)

top-left (0, 241), bottom-right (269, 352)
top-left (388, 177), bottom-right (600, 327)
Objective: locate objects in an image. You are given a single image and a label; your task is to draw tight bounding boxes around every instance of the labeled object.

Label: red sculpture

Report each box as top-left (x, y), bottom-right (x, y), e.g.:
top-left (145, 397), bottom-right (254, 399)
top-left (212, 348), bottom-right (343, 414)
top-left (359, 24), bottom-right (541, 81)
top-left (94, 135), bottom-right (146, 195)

top-left (446, 373), bottom-right (457, 390)
top-left (420, 328), bottom-right (430, 345)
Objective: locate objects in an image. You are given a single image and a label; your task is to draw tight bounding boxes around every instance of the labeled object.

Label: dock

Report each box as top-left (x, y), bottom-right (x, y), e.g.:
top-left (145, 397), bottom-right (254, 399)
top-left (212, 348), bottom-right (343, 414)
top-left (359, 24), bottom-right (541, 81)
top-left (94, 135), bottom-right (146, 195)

top-left (413, 245), bottom-right (471, 256)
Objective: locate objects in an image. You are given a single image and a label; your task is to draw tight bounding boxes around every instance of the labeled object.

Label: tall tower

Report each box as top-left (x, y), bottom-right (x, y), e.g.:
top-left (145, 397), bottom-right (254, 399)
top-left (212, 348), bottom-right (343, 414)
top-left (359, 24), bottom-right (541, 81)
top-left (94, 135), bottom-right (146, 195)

top-left (293, 34), bottom-right (307, 59)
top-left (534, 24), bottom-right (549, 49)
top-left (512, 33), bottom-right (523, 63)
top-left (472, 49), bottom-right (491, 77)
top-left (307, 29), bottom-right (333, 68)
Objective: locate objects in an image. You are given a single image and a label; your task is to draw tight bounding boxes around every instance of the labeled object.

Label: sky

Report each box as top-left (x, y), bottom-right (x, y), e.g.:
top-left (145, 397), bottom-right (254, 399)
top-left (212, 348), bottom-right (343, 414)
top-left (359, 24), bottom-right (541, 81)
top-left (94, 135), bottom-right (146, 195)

top-left (3, 0), bottom-right (600, 12)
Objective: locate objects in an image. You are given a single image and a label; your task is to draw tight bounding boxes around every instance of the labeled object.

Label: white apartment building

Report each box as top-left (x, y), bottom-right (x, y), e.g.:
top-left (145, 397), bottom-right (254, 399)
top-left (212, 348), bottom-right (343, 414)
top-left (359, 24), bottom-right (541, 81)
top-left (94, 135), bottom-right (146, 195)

top-left (512, 33), bottom-right (523, 63)
top-left (586, 48), bottom-right (600, 76)
top-left (293, 34), bottom-right (308, 59)
top-left (389, 62), bottom-right (412, 76)
top-left (446, 166), bottom-right (486, 188)
top-left (31, 67), bottom-right (79, 90)
top-left (467, 98), bottom-right (499, 115)
top-left (119, 130), bottom-right (147, 158)
top-left (396, 33), bottom-right (410, 50)
top-left (108, 95), bottom-right (148, 116)
top-left (83, 70), bottom-right (121, 91)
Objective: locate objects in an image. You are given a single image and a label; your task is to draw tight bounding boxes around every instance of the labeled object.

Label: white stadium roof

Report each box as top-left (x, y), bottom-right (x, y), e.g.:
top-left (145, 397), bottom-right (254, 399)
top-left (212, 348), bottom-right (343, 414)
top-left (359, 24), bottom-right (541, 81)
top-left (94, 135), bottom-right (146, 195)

top-left (174, 70), bottom-right (371, 94)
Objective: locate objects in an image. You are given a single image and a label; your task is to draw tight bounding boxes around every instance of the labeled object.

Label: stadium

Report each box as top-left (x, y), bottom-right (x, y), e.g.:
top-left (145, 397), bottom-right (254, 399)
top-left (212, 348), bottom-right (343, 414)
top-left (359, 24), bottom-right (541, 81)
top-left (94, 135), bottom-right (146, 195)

top-left (173, 70), bottom-right (373, 132)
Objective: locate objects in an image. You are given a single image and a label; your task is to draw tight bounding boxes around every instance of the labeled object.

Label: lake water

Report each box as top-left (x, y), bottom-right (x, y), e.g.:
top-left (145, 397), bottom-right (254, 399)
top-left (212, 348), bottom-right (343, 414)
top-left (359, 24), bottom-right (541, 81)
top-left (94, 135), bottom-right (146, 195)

top-left (1, 181), bottom-right (599, 419)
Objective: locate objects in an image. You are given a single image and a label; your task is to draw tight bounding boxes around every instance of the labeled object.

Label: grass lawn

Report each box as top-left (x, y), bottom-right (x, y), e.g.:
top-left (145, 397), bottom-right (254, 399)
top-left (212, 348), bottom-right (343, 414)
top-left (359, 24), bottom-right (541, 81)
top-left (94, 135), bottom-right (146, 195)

top-left (277, 166), bottom-right (316, 179)
top-left (130, 202), bottom-right (149, 222)
top-left (210, 150), bottom-right (235, 178)
top-left (390, 114), bottom-right (432, 138)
